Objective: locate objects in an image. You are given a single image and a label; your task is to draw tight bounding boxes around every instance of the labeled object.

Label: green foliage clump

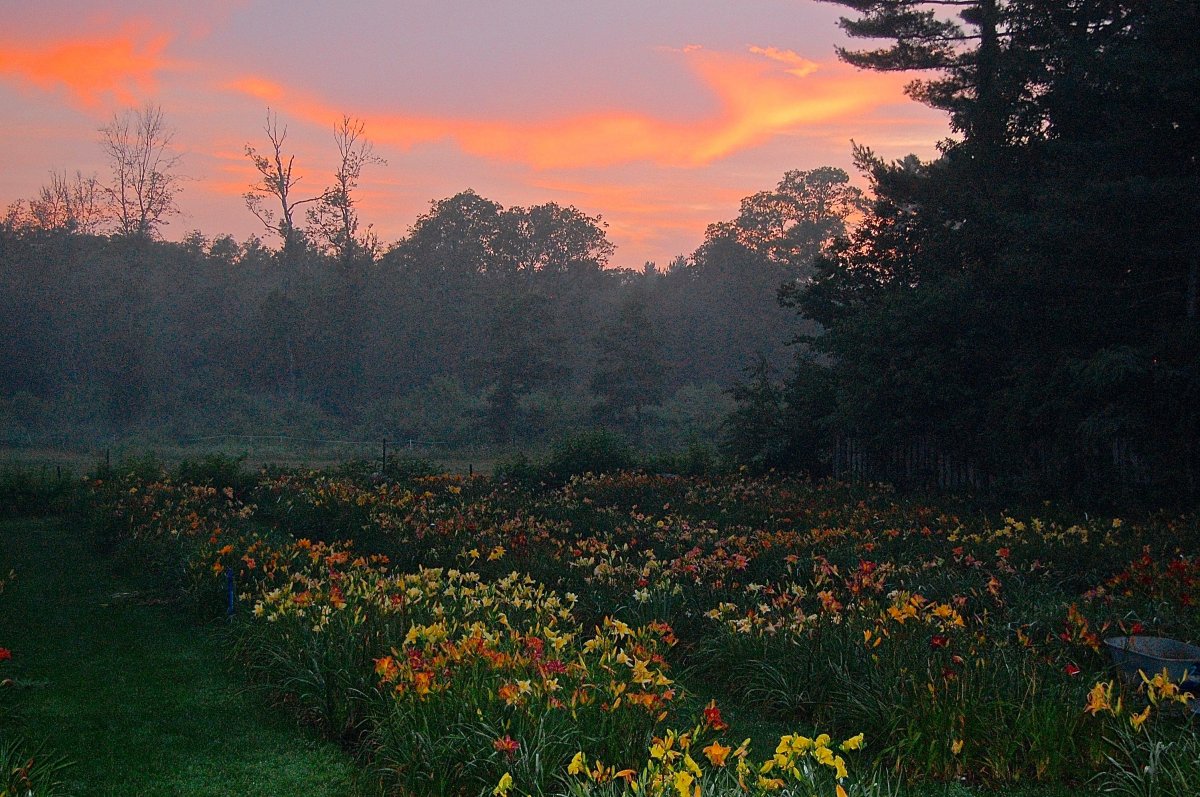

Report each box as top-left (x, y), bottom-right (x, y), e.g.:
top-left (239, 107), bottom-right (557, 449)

top-left (545, 430), bottom-right (635, 484)
top-left (0, 736), bottom-right (72, 797)
top-left (643, 441), bottom-right (717, 477)
top-left (1093, 721), bottom-right (1200, 797)
top-left (492, 452), bottom-right (544, 487)
top-left (721, 354), bottom-right (832, 474)
top-left (176, 453), bottom-right (255, 497)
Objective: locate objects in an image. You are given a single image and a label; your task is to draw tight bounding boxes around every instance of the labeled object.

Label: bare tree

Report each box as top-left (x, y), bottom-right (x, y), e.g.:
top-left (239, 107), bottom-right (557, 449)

top-left (29, 170), bottom-right (107, 233)
top-left (2, 200), bottom-right (30, 230)
top-left (242, 110), bottom-right (328, 398)
top-left (244, 110), bottom-right (323, 260)
top-left (30, 171), bottom-right (73, 231)
top-left (3, 171), bottom-right (105, 234)
top-left (307, 116), bottom-right (385, 270)
top-left (100, 103), bottom-right (182, 239)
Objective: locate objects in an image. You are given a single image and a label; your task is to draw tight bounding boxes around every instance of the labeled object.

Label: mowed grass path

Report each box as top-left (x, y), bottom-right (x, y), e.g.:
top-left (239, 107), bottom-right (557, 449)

top-left (0, 517), bottom-right (360, 796)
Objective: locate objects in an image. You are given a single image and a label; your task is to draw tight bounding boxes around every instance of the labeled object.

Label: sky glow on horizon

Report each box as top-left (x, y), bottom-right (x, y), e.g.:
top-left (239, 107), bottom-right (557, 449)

top-left (0, 1), bottom-right (949, 267)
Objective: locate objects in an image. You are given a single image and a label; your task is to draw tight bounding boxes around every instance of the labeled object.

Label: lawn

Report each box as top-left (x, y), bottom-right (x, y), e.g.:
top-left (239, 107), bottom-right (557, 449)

top-left (0, 517), bottom-right (361, 796)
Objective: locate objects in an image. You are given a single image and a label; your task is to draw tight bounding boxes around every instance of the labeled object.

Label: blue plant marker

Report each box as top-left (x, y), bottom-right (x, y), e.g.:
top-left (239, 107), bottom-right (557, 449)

top-left (226, 567), bottom-right (235, 617)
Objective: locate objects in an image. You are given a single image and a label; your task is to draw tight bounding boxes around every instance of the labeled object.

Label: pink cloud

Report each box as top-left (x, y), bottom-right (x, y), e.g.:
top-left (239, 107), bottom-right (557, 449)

top-left (227, 45), bottom-right (917, 170)
top-left (0, 23), bottom-right (172, 108)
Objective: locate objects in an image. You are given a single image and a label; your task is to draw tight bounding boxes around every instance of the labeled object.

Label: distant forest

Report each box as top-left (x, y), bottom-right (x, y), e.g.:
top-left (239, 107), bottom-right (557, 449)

top-left (2, 0), bottom-right (1197, 501)
top-left (0, 151), bottom-right (852, 454)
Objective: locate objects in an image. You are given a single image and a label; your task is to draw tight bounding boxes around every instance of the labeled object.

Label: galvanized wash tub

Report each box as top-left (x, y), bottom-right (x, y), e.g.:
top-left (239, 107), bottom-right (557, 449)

top-left (1104, 635), bottom-right (1200, 684)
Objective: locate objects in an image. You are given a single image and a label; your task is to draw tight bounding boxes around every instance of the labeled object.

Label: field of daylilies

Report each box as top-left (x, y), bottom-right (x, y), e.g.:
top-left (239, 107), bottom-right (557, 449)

top-left (81, 461), bottom-right (1199, 796)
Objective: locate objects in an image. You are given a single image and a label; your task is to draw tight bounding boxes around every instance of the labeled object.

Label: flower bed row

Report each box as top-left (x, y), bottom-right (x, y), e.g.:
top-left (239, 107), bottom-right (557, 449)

top-left (87, 465), bottom-right (1199, 794)
top-left (89, 470), bottom-right (887, 796)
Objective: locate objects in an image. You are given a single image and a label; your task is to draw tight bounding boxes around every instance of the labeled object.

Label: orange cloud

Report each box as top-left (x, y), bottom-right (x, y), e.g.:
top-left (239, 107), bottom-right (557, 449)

top-left (0, 24), bottom-right (171, 108)
top-left (228, 45), bottom-right (916, 170)
top-left (747, 46), bottom-right (820, 78)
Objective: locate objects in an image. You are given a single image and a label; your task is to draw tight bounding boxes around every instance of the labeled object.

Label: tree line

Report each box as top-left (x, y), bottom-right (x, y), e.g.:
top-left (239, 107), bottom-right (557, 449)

top-left (1, 105), bottom-right (860, 453)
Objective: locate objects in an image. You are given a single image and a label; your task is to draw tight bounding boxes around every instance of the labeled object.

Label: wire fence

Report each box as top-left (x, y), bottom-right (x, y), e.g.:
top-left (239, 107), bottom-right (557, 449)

top-left (176, 434), bottom-right (456, 447)
top-left (1, 430), bottom-right (487, 474)
top-left (831, 434), bottom-right (1162, 492)
top-left (170, 433), bottom-right (468, 471)
top-left (174, 433), bottom-right (460, 456)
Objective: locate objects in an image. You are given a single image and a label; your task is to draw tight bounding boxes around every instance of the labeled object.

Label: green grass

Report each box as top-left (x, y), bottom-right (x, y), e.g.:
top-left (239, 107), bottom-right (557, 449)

top-left (0, 517), bottom-right (361, 796)
top-left (901, 787), bottom-right (1082, 797)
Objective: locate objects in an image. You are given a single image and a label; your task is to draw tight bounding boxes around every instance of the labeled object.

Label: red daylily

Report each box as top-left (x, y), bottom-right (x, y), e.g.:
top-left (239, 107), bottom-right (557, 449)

top-left (702, 700), bottom-right (729, 730)
top-left (493, 736), bottom-right (520, 757)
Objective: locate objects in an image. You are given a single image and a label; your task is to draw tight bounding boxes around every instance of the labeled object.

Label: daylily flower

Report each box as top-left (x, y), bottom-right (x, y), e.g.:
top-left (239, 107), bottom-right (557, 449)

top-left (702, 700), bottom-right (729, 730)
top-left (1085, 680), bottom-right (1118, 715)
top-left (703, 741), bottom-right (732, 767)
top-left (493, 735), bottom-right (519, 756)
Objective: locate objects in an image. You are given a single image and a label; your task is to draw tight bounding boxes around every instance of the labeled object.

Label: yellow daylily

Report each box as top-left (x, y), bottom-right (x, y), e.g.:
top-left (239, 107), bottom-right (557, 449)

top-left (840, 733), bottom-right (865, 751)
top-left (1085, 681), bottom-right (1116, 715)
top-left (672, 770), bottom-right (694, 797)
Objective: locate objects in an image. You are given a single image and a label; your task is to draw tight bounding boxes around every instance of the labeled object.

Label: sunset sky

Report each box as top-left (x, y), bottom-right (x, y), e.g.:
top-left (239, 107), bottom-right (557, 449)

top-left (0, 1), bottom-right (948, 267)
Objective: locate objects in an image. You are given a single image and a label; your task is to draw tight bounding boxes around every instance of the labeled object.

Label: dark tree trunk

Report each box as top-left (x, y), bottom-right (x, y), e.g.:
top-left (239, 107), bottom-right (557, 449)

top-left (1187, 253), bottom-right (1198, 321)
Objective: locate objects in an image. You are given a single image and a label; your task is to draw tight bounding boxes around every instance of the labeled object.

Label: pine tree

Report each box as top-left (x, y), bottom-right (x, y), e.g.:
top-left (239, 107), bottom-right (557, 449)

top-left (819, 0), bottom-right (1018, 153)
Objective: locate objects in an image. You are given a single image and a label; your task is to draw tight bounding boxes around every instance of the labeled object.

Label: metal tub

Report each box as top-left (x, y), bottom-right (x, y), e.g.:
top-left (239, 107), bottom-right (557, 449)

top-left (1104, 635), bottom-right (1200, 684)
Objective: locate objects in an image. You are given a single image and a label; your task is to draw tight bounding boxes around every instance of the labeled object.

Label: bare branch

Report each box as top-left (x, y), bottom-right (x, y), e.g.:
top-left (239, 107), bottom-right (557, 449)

top-left (244, 109), bottom-right (324, 255)
top-left (307, 115), bottom-right (386, 266)
top-left (99, 102), bottom-right (182, 239)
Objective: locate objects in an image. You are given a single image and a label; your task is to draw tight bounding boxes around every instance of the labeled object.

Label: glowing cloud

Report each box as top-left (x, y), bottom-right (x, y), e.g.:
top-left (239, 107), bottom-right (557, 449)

top-left (228, 45), bottom-right (916, 170)
top-left (747, 46), bottom-right (820, 78)
top-left (0, 25), bottom-right (171, 108)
